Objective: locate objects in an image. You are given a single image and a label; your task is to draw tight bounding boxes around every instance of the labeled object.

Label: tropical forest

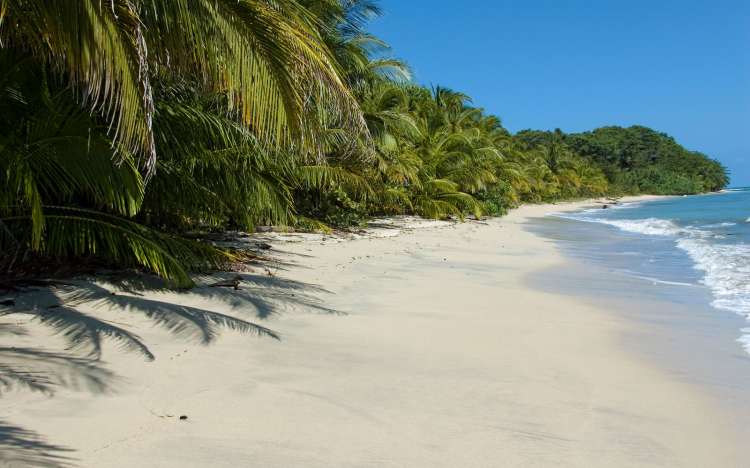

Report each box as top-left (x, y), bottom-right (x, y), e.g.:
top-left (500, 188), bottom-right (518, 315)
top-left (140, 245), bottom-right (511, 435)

top-left (0, 0), bottom-right (729, 287)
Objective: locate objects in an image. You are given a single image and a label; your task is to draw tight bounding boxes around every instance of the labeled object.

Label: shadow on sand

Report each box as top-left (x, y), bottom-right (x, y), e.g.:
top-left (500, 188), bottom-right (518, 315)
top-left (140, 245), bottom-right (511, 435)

top-left (0, 266), bottom-right (338, 466)
top-left (0, 420), bottom-right (75, 467)
top-left (0, 343), bottom-right (116, 466)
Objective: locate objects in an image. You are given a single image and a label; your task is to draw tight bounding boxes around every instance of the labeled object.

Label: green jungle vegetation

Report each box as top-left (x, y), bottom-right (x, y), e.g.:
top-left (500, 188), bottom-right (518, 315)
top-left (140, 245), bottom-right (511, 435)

top-left (0, 0), bottom-right (729, 288)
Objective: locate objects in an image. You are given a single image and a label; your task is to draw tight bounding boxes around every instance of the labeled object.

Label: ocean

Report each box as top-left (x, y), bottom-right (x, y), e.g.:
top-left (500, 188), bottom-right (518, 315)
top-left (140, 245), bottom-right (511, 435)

top-left (546, 188), bottom-right (750, 354)
top-left (525, 189), bottom-right (750, 443)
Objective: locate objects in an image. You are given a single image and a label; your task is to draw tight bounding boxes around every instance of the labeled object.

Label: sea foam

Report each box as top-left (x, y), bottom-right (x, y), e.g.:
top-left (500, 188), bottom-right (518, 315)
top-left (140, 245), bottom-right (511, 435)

top-left (563, 210), bottom-right (750, 353)
top-left (567, 213), bottom-right (750, 353)
top-left (587, 217), bottom-right (685, 236)
top-left (700, 222), bottom-right (737, 228)
top-left (676, 238), bottom-right (750, 316)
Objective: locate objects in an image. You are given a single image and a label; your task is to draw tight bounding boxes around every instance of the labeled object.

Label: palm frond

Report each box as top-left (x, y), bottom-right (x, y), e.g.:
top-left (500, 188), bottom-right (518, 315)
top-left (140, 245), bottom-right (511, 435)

top-left (296, 165), bottom-right (374, 201)
top-left (1, 206), bottom-right (231, 287)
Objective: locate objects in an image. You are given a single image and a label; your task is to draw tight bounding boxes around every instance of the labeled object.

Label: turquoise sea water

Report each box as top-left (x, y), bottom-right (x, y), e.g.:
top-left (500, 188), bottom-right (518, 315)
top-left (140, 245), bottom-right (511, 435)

top-left (550, 188), bottom-right (750, 354)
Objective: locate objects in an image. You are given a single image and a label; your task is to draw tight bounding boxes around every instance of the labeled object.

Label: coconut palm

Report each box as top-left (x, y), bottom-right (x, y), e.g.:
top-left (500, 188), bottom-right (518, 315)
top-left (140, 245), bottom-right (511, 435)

top-left (0, 64), bottom-right (235, 287)
top-left (0, 0), bottom-right (368, 173)
top-left (0, 1), bottom-right (374, 284)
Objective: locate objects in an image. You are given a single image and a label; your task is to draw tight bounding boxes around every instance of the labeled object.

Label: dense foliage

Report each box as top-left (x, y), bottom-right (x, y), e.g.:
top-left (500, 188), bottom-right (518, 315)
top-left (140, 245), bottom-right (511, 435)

top-left (517, 127), bottom-right (728, 195)
top-left (566, 126), bottom-right (728, 194)
top-left (0, 0), bottom-right (728, 286)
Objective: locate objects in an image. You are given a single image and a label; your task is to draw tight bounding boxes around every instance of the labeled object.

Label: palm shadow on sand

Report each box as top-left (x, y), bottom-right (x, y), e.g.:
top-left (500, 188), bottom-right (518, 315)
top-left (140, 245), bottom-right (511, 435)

top-left (3, 270), bottom-right (337, 360)
top-left (0, 314), bottom-right (119, 467)
top-left (0, 342), bottom-right (117, 467)
top-left (0, 420), bottom-right (75, 468)
top-left (0, 267), bottom-right (339, 466)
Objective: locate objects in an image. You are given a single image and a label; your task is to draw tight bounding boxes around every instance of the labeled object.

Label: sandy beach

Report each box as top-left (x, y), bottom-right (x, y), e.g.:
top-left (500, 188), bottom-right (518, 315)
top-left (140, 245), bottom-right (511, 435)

top-left (1, 196), bottom-right (743, 467)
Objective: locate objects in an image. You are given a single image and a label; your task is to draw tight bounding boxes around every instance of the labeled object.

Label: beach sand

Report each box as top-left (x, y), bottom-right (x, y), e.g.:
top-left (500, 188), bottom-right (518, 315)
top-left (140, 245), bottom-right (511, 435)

top-left (0, 196), bottom-right (743, 467)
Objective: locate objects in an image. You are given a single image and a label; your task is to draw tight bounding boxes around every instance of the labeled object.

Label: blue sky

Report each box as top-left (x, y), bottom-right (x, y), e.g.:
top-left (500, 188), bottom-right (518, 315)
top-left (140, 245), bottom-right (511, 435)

top-left (368, 0), bottom-right (750, 186)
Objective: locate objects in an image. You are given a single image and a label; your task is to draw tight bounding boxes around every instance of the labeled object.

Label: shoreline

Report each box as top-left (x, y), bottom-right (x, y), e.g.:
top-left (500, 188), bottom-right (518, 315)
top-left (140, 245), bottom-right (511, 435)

top-left (0, 195), bottom-right (742, 467)
top-left (527, 193), bottom-right (750, 450)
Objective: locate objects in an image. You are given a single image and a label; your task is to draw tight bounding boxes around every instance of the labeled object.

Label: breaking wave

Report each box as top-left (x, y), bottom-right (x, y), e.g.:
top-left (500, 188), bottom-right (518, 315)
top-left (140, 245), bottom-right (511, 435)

top-left (563, 214), bottom-right (750, 353)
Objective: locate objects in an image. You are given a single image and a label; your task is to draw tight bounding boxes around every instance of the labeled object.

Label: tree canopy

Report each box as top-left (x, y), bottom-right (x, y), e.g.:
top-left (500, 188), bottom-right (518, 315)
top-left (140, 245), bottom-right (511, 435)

top-left (0, 0), bottom-right (728, 286)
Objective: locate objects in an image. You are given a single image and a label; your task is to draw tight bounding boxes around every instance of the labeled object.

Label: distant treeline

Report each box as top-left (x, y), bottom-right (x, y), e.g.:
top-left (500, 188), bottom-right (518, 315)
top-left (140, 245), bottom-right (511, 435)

top-left (516, 126), bottom-right (728, 196)
top-left (0, 1), bottom-right (728, 286)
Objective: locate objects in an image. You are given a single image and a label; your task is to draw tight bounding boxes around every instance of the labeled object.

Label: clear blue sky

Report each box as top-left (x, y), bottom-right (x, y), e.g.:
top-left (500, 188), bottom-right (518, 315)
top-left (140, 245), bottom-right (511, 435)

top-left (368, 0), bottom-right (750, 186)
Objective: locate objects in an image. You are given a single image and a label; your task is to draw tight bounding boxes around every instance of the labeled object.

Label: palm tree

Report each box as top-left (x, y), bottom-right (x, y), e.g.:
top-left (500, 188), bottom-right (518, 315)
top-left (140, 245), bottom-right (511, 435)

top-left (0, 0), bottom-right (368, 173)
top-left (0, 64), bottom-right (239, 287)
top-left (0, 1), bottom-right (371, 285)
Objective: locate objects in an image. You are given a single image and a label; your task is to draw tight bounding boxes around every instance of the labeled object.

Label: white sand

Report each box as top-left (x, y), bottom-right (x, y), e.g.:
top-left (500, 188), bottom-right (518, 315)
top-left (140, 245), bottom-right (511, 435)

top-left (0, 197), bottom-right (742, 467)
